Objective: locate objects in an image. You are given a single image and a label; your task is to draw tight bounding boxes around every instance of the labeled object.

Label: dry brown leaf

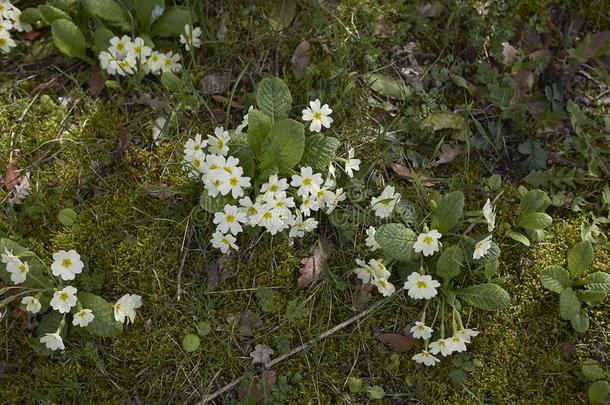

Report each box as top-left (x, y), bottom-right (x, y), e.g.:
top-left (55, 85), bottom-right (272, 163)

top-left (229, 310), bottom-right (263, 337)
top-left (430, 144), bottom-right (463, 167)
top-left (354, 283), bottom-right (375, 310)
top-left (513, 70), bottom-right (535, 100)
top-left (375, 332), bottom-right (415, 353)
top-left (4, 164), bottom-right (19, 191)
top-left (141, 183), bottom-right (173, 199)
top-left (206, 256), bottom-right (234, 290)
top-left (87, 65), bottom-right (105, 97)
top-left (390, 162), bottom-right (436, 186)
top-left (239, 370), bottom-right (277, 402)
top-left (291, 39), bottom-right (311, 71)
top-left (7, 173), bottom-right (31, 206)
top-left (211, 94), bottom-right (244, 110)
top-left (297, 239), bottom-right (331, 288)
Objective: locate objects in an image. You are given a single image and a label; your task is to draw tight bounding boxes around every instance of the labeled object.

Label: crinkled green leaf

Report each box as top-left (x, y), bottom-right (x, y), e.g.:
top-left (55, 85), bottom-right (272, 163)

top-left (585, 272), bottom-right (610, 292)
top-left (77, 292), bottom-right (123, 337)
top-left (300, 134), bottom-right (340, 171)
top-left (567, 240), bottom-right (593, 278)
top-left (578, 290), bottom-right (608, 306)
top-left (364, 73), bottom-right (411, 100)
top-left (38, 4), bottom-right (70, 25)
top-left (570, 308), bottom-right (589, 333)
top-left (520, 189), bottom-right (550, 213)
top-left (431, 191), bottom-right (464, 233)
top-left (506, 230), bottom-right (530, 246)
top-left (246, 109), bottom-right (272, 157)
top-left (260, 118), bottom-right (305, 175)
top-left (457, 283), bottom-right (510, 311)
top-left (151, 6), bottom-right (195, 37)
top-left (256, 77), bottom-right (292, 121)
top-left (84, 0), bottom-right (128, 26)
top-left (518, 212), bottom-right (552, 230)
top-left (375, 223), bottom-right (417, 262)
top-left (436, 245), bottom-right (463, 282)
top-left (559, 288), bottom-right (581, 321)
top-left (51, 19), bottom-right (88, 60)
top-left (421, 112), bottom-right (466, 133)
top-left (268, 0), bottom-right (296, 30)
top-left (540, 266), bottom-right (571, 293)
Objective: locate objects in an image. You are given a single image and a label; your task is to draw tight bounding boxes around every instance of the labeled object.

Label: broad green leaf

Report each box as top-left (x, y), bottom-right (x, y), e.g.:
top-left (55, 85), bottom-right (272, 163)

top-left (128, 0), bottom-right (164, 31)
top-left (436, 245), bottom-right (464, 282)
top-left (259, 119), bottom-right (305, 175)
top-left (256, 77), bottom-right (292, 121)
top-left (506, 230), bottom-right (530, 246)
top-left (375, 223), bottom-right (417, 262)
top-left (518, 212), bottom-right (552, 230)
top-left (58, 208), bottom-right (77, 227)
top-left (161, 72), bottom-right (183, 92)
top-left (589, 380), bottom-right (610, 404)
top-left (457, 283), bottom-right (510, 311)
top-left (93, 26), bottom-right (114, 53)
top-left (20, 7), bottom-right (42, 24)
top-left (151, 6), bottom-right (195, 37)
top-left (474, 242), bottom-right (501, 264)
top-left (520, 189), bottom-right (550, 213)
top-left (364, 73), bottom-right (411, 100)
top-left (38, 5), bottom-right (70, 25)
top-left (51, 19), bottom-right (88, 60)
top-left (582, 359), bottom-right (607, 382)
top-left (578, 290), bottom-right (608, 306)
top-left (559, 288), bottom-right (581, 321)
top-left (84, 0), bottom-right (128, 26)
top-left (367, 386), bottom-right (385, 400)
top-left (246, 109), bottom-right (272, 157)
top-left (570, 308), bottom-right (590, 333)
top-left (78, 292), bottom-right (123, 337)
top-left (567, 240), bottom-right (593, 278)
top-left (484, 260), bottom-right (499, 280)
top-left (300, 134), bottom-right (340, 171)
top-left (585, 272), bottom-right (610, 292)
top-left (230, 144), bottom-right (255, 179)
top-left (431, 191), bottom-right (464, 233)
top-left (539, 266), bottom-right (571, 293)
top-left (182, 333), bottom-right (200, 352)
top-left (36, 311), bottom-right (65, 336)
top-left (268, 0), bottom-right (296, 30)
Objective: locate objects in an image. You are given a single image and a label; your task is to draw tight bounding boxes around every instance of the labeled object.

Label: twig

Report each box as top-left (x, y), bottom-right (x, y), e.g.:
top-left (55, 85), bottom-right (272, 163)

top-left (176, 220), bottom-right (192, 301)
top-left (198, 300), bottom-right (384, 404)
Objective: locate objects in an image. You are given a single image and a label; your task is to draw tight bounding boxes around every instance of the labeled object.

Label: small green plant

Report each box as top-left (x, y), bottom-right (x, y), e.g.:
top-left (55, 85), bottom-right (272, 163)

top-left (539, 240), bottom-right (610, 332)
top-left (505, 187), bottom-right (553, 247)
top-left (579, 359), bottom-right (610, 404)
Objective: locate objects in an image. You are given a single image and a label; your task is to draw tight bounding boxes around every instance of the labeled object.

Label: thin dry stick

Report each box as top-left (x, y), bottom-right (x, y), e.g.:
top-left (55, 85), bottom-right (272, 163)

top-left (199, 300), bottom-right (384, 404)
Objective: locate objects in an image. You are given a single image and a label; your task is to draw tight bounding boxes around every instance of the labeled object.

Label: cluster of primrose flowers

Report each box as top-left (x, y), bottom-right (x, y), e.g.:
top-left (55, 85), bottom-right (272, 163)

top-left (98, 24), bottom-right (201, 77)
top-left (1, 248), bottom-right (141, 351)
top-left (0, 0), bottom-right (32, 54)
top-left (357, 198), bottom-right (497, 366)
top-left (182, 99), bottom-right (361, 253)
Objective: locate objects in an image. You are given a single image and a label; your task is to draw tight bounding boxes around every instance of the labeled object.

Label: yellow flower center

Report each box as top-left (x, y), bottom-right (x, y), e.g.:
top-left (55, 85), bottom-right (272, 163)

top-left (247, 207), bottom-right (257, 216)
top-left (115, 303), bottom-right (121, 311)
top-left (62, 258), bottom-right (72, 268)
top-left (59, 292), bottom-right (69, 301)
top-left (216, 140), bottom-right (224, 149)
top-left (18, 264), bottom-right (27, 273)
top-left (225, 215), bottom-right (235, 223)
top-left (209, 163), bottom-right (218, 170)
top-left (193, 159), bottom-right (201, 168)
top-left (423, 236), bottom-right (434, 245)
top-left (262, 212), bottom-right (272, 220)
top-left (164, 58), bottom-right (172, 67)
top-left (417, 325), bottom-right (425, 331)
top-left (229, 177), bottom-right (239, 186)
top-left (0, 38), bottom-right (6, 46)
top-left (416, 280), bottom-right (428, 289)
top-left (313, 111), bottom-right (322, 120)
top-left (303, 178), bottom-right (312, 186)
top-left (270, 184), bottom-right (278, 192)
top-left (222, 238), bottom-right (230, 245)
top-left (117, 43), bottom-right (125, 51)
top-left (194, 144), bottom-right (201, 150)
top-left (275, 201), bottom-right (284, 207)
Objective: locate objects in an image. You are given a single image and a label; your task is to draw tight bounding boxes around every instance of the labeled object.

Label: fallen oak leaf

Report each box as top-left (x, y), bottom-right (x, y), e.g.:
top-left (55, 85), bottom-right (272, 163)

top-left (390, 162), bottom-right (436, 186)
top-left (4, 163), bottom-right (19, 191)
top-left (250, 344), bottom-right (274, 364)
top-left (228, 310), bottom-right (263, 337)
top-left (430, 144), bottom-right (463, 167)
top-left (375, 332), bottom-right (415, 353)
top-left (297, 239), bottom-right (331, 288)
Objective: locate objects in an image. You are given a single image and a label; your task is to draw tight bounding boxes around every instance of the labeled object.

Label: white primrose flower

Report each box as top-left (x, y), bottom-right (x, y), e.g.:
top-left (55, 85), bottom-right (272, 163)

top-left (114, 55), bottom-right (138, 76)
top-left (0, 1), bottom-right (13, 20)
top-left (291, 166), bottom-right (323, 197)
top-left (301, 99), bottom-right (333, 133)
top-left (214, 204), bottom-right (247, 235)
top-left (180, 24), bottom-right (202, 51)
top-left (261, 174), bottom-right (289, 199)
top-left (429, 338), bottom-right (453, 357)
top-left (239, 197), bottom-right (263, 226)
top-left (40, 332), bottom-right (65, 351)
top-left (218, 166), bottom-right (251, 198)
top-left (51, 250), bottom-right (84, 281)
top-left (6, 258), bottom-right (28, 284)
top-left (236, 106), bottom-right (254, 134)
top-left (113, 294), bottom-right (143, 324)
top-left (207, 127), bottom-right (231, 156)
top-left (9, 9), bottom-right (32, 32)
top-left (50, 286), bottom-right (78, 314)
top-left (145, 51), bottom-right (164, 74)
top-left (354, 259), bottom-right (374, 284)
top-left (254, 205), bottom-right (286, 235)
top-left (412, 350), bottom-right (440, 366)
top-left (109, 35), bottom-right (132, 58)
top-left (413, 229), bottom-right (442, 257)
top-left (447, 334), bottom-right (468, 353)
top-left (0, 19), bottom-right (12, 34)
top-left (473, 235), bottom-right (492, 260)
top-left (21, 296), bottom-right (41, 313)
top-left (456, 328), bottom-right (479, 343)
top-left (184, 133), bottom-right (207, 156)
top-left (99, 51), bottom-right (118, 75)
top-left (344, 148), bottom-right (361, 178)
top-left (371, 278), bottom-right (395, 297)
top-left (403, 272), bottom-right (441, 300)
top-left (265, 191), bottom-right (295, 215)
top-left (325, 188), bottom-right (346, 214)
top-left (327, 161), bottom-right (336, 179)
top-left (289, 214), bottom-right (318, 238)
top-left (211, 231), bottom-right (239, 254)
top-left (160, 51), bottom-right (181, 73)
top-left (299, 195), bottom-right (320, 217)
top-left (365, 226), bottom-right (380, 251)
top-left (483, 198), bottom-right (496, 232)
top-left (0, 32), bottom-right (16, 54)
top-left (184, 151), bottom-right (206, 179)
top-left (72, 309), bottom-right (94, 327)
top-left (369, 259), bottom-right (391, 280)
top-left (127, 36), bottom-right (152, 61)
top-left (1, 247), bottom-right (18, 264)
top-left (370, 185), bottom-right (400, 219)
top-left (410, 322), bottom-right (433, 340)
